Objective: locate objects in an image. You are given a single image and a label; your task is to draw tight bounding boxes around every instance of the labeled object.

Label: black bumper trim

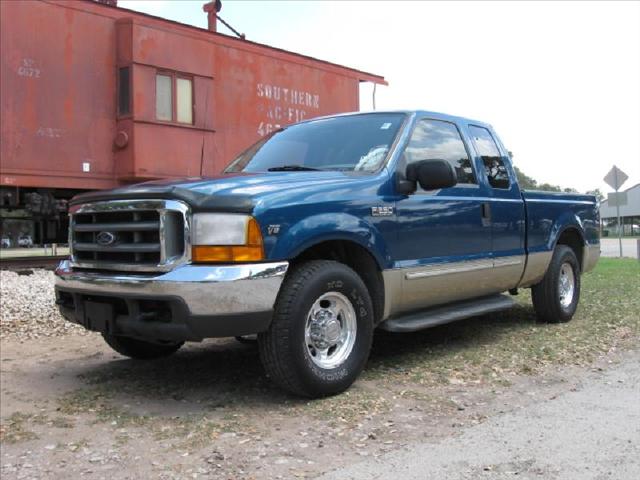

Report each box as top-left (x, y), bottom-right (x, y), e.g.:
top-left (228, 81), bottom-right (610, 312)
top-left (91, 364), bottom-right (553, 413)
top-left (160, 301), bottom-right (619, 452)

top-left (55, 287), bottom-right (273, 342)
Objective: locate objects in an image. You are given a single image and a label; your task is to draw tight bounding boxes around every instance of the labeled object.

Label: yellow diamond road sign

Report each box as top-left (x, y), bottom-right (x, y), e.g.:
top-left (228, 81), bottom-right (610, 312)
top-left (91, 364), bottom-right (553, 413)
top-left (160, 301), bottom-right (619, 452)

top-left (603, 166), bottom-right (628, 191)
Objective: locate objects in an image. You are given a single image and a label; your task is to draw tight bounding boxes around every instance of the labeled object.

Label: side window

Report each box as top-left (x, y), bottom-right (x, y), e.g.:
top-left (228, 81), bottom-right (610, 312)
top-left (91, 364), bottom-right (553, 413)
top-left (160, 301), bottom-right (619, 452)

top-left (156, 73), bottom-right (173, 121)
top-left (155, 72), bottom-right (194, 125)
top-left (176, 77), bottom-right (193, 124)
top-left (117, 66), bottom-right (131, 116)
top-left (404, 119), bottom-right (476, 185)
top-left (469, 125), bottom-right (510, 189)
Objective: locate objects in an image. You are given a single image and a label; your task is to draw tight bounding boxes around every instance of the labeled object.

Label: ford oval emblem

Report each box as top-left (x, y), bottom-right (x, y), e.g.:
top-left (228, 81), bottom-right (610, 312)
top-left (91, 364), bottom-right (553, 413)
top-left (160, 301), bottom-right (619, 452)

top-left (96, 231), bottom-right (117, 246)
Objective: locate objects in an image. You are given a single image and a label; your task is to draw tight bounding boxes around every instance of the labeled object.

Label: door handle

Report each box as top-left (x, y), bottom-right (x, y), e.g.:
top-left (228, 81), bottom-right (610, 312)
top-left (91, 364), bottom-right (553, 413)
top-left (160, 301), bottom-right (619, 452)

top-left (481, 202), bottom-right (491, 225)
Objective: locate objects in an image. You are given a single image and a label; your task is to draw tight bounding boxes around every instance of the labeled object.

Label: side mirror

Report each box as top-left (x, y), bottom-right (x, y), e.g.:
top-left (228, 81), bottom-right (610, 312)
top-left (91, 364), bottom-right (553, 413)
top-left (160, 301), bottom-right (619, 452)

top-left (406, 159), bottom-right (457, 191)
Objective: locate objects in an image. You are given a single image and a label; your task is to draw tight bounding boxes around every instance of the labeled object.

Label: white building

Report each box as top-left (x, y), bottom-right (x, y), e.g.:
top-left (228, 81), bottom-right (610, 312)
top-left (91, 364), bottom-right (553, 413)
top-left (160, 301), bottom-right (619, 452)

top-left (599, 182), bottom-right (640, 236)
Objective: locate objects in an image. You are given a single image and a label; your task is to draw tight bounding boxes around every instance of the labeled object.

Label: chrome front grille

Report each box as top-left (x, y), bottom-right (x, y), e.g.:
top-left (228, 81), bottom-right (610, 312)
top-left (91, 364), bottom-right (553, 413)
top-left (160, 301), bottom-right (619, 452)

top-left (69, 200), bottom-right (190, 272)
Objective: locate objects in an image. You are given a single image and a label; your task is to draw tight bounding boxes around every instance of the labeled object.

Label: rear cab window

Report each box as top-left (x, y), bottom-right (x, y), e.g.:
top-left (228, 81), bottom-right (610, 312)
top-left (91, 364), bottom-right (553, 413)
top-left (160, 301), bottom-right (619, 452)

top-left (469, 125), bottom-right (510, 189)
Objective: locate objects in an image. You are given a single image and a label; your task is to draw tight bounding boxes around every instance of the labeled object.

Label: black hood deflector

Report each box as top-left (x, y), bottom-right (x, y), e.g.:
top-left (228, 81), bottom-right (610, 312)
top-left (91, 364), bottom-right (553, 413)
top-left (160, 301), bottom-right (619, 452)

top-left (70, 184), bottom-right (255, 213)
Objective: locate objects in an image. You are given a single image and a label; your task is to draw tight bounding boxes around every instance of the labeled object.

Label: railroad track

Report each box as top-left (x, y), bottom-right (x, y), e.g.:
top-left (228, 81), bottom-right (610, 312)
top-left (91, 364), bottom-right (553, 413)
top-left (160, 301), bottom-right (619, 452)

top-left (0, 255), bottom-right (67, 270)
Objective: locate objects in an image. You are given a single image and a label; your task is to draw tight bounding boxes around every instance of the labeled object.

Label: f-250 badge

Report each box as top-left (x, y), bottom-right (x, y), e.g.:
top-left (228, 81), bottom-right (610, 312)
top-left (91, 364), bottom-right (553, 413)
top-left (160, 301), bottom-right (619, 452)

top-left (371, 206), bottom-right (394, 217)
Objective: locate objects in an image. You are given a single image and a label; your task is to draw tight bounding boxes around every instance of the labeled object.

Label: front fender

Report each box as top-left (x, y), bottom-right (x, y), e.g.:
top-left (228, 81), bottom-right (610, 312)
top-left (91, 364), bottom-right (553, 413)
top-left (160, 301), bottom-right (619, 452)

top-left (269, 213), bottom-right (389, 269)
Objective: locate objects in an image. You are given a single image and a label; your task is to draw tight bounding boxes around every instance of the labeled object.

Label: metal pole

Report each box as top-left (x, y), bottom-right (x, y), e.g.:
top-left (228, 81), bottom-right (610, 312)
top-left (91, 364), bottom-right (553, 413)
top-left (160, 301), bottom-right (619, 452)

top-left (616, 200), bottom-right (622, 257)
top-left (614, 168), bottom-right (622, 258)
top-left (637, 238), bottom-right (640, 262)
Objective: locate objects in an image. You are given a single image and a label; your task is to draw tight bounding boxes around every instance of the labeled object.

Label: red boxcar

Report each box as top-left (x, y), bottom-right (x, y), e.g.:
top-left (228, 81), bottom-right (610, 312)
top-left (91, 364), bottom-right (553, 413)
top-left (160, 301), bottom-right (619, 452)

top-left (0, 0), bottom-right (385, 244)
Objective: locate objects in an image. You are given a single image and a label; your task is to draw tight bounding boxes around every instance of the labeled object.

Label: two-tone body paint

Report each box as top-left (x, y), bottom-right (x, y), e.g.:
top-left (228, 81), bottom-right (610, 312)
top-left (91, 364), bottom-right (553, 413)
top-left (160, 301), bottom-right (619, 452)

top-left (79, 110), bottom-right (600, 321)
top-left (252, 111), bottom-right (598, 319)
top-left (519, 190), bottom-right (600, 285)
top-left (376, 112), bottom-right (526, 316)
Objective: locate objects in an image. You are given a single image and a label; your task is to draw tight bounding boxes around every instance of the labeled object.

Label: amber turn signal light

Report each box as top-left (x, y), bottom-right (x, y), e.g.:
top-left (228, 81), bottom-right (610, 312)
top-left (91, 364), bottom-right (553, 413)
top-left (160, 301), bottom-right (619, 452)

top-left (192, 217), bottom-right (264, 263)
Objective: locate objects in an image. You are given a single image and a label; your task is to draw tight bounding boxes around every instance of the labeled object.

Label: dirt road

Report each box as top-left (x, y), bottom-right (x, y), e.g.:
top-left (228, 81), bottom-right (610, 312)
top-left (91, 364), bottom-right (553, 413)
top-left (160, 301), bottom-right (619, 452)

top-left (320, 351), bottom-right (640, 480)
top-left (1, 333), bottom-right (638, 480)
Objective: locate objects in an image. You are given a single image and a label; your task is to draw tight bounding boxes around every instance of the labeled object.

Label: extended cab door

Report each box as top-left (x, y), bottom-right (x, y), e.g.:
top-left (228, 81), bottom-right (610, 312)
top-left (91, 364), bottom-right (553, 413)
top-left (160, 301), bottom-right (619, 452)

top-left (467, 125), bottom-right (526, 292)
top-left (393, 117), bottom-right (494, 313)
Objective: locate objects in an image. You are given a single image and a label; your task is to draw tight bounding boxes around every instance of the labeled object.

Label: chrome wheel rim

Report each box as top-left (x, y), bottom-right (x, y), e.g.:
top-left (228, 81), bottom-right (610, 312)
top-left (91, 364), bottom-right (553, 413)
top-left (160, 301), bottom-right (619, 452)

top-left (558, 262), bottom-right (575, 308)
top-left (305, 291), bottom-right (357, 369)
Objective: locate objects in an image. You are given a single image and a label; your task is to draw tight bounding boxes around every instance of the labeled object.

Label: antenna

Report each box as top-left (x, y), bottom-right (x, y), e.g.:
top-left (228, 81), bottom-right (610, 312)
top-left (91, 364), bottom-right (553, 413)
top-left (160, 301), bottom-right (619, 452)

top-left (372, 83), bottom-right (377, 110)
top-left (217, 15), bottom-right (246, 40)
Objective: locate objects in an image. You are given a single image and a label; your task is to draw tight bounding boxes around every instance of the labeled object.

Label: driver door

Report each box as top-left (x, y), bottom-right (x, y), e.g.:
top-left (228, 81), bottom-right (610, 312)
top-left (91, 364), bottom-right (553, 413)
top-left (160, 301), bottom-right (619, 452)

top-left (393, 117), bottom-right (494, 313)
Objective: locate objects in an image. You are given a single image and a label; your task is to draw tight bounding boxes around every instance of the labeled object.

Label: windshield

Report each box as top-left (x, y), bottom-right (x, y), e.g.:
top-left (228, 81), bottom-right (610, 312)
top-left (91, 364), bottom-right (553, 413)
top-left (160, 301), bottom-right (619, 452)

top-left (224, 113), bottom-right (406, 173)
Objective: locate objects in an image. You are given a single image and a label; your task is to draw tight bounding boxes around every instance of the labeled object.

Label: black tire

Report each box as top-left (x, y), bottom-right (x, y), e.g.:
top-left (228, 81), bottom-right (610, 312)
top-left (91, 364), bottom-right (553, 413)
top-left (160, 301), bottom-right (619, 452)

top-left (531, 245), bottom-right (581, 323)
top-left (258, 260), bottom-right (374, 398)
top-left (102, 333), bottom-right (183, 359)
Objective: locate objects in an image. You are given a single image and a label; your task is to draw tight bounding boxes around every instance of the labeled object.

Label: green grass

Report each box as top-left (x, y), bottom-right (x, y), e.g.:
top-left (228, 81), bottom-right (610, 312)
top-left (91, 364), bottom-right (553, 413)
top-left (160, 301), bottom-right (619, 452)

top-left (0, 247), bottom-right (70, 259)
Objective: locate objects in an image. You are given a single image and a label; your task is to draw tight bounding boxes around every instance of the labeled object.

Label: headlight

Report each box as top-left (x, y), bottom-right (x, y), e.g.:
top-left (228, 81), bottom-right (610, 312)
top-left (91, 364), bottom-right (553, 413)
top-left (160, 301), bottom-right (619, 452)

top-left (191, 213), bottom-right (264, 263)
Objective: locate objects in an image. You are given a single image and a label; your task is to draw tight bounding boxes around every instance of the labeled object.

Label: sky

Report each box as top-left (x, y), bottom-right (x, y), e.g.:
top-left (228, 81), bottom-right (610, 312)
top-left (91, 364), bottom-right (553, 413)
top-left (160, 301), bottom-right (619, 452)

top-left (119, 0), bottom-right (640, 194)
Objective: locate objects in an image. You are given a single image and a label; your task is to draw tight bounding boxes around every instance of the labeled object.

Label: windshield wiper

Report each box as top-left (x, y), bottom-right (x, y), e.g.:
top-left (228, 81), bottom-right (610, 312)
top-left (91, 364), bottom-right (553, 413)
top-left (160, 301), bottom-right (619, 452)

top-left (267, 165), bottom-right (321, 172)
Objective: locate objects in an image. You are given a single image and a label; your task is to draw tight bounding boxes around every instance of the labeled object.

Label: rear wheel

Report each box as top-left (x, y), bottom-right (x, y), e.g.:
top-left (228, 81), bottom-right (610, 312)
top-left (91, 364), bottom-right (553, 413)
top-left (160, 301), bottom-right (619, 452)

top-left (102, 333), bottom-right (183, 359)
top-left (258, 260), bottom-right (374, 398)
top-left (531, 245), bottom-right (581, 323)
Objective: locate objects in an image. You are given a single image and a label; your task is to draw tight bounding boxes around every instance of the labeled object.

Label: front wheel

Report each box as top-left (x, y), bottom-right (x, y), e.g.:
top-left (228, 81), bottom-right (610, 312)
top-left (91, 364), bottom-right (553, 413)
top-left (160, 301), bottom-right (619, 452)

top-left (531, 245), bottom-right (581, 323)
top-left (258, 260), bottom-right (374, 398)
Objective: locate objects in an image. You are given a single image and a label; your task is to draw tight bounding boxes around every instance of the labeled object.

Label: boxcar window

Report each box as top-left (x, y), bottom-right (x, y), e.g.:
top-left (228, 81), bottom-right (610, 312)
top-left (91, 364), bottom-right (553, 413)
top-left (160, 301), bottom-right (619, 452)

top-left (176, 77), bottom-right (193, 124)
top-left (156, 74), bottom-right (172, 121)
top-left (404, 119), bottom-right (476, 185)
top-left (469, 125), bottom-right (510, 189)
top-left (117, 66), bottom-right (130, 116)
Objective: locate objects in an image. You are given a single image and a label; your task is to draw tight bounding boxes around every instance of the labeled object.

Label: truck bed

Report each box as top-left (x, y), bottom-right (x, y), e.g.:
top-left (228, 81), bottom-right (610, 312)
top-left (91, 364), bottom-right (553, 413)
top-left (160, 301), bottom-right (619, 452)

top-left (520, 190), bottom-right (600, 286)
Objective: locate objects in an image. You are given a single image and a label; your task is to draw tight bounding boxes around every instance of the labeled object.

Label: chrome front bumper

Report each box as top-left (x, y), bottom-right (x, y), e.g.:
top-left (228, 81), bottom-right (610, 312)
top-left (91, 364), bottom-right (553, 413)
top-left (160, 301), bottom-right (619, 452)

top-left (54, 260), bottom-right (288, 340)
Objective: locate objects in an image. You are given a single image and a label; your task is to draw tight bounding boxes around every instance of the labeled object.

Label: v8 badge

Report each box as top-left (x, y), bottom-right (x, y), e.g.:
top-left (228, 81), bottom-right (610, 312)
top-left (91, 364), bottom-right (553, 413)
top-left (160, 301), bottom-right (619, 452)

top-left (267, 224), bottom-right (281, 235)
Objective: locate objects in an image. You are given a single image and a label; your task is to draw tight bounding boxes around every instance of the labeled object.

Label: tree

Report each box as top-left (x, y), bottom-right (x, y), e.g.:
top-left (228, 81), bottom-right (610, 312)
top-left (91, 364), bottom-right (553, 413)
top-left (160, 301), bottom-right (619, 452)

top-left (537, 182), bottom-right (562, 192)
top-left (508, 164), bottom-right (597, 196)
top-left (586, 188), bottom-right (605, 202)
top-left (512, 165), bottom-right (538, 190)
top-left (512, 165), bottom-right (581, 193)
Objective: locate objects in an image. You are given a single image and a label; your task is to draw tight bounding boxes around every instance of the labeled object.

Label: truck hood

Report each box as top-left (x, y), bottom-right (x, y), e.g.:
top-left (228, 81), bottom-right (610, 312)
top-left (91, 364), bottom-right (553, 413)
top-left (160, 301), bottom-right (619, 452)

top-left (70, 171), bottom-right (374, 213)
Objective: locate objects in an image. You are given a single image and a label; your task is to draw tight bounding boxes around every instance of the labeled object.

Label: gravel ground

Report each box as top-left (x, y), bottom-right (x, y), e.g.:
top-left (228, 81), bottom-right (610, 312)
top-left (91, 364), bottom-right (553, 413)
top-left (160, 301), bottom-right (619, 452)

top-left (0, 269), bottom-right (85, 340)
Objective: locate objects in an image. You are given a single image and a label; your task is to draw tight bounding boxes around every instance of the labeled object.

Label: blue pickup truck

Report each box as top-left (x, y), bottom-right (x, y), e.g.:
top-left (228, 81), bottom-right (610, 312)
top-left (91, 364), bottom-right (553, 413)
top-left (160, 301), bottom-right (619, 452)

top-left (55, 111), bottom-right (600, 397)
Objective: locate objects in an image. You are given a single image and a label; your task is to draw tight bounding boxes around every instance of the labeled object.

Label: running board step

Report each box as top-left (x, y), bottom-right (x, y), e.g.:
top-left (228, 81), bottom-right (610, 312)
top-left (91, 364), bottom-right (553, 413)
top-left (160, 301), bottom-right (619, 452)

top-left (378, 294), bottom-right (516, 333)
